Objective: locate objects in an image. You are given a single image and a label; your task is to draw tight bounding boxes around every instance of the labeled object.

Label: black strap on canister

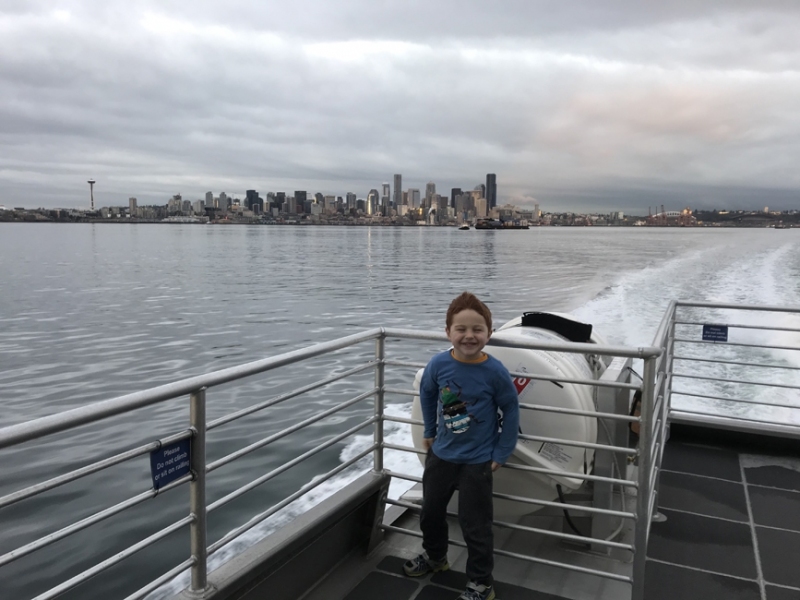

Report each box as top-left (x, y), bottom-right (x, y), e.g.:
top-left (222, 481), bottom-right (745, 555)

top-left (519, 312), bottom-right (593, 343)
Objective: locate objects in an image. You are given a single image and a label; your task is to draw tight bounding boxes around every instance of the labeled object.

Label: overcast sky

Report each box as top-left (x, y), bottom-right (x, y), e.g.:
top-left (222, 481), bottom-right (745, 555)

top-left (2, 1), bottom-right (799, 213)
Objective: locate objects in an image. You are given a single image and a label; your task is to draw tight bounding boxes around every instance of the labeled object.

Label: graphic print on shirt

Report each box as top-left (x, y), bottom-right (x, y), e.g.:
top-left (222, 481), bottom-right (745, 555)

top-left (440, 382), bottom-right (471, 434)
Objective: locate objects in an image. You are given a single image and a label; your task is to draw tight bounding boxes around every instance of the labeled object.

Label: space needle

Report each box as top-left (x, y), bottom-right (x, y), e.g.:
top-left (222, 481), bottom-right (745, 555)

top-left (87, 179), bottom-right (96, 211)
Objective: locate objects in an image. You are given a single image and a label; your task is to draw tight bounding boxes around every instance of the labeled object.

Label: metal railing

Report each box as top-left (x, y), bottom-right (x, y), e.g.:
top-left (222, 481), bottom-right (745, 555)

top-left (8, 304), bottom-right (796, 600)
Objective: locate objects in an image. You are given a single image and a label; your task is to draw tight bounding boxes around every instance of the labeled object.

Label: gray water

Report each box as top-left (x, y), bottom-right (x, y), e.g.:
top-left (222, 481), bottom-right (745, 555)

top-left (1, 224), bottom-right (799, 599)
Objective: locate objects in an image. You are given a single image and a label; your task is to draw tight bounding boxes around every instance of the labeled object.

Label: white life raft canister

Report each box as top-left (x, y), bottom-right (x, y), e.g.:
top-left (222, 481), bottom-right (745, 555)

top-left (410, 313), bottom-right (605, 517)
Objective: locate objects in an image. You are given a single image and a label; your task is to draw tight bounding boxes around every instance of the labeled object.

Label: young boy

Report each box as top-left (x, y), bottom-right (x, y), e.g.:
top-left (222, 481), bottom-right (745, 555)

top-left (404, 292), bottom-right (520, 600)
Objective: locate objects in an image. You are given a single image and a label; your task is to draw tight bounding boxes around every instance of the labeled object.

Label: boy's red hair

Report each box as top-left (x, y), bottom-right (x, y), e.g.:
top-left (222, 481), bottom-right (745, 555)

top-left (446, 292), bottom-right (492, 331)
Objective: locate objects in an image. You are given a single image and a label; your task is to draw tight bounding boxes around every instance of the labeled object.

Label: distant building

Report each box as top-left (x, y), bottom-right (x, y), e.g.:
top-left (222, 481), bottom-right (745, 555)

top-left (129, 197), bottom-right (137, 216)
top-left (407, 189), bottom-right (420, 209)
top-left (367, 189), bottom-right (379, 215)
top-left (393, 174), bottom-right (402, 207)
top-left (450, 188), bottom-right (462, 209)
top-left (346, 192), bottom-right (356, 211)
top-left (425, 182), bottom-right (436, 210)
top-left (205, 191), bottom-right (213, 205)
top-left (245, 190), bottom-right (258, 210)
top-left (475, 197), bottom-right (487, 218)
top-left (486, 174), bottom-right (497, 210)
top-left (218, 193), bottom-right (228, 214)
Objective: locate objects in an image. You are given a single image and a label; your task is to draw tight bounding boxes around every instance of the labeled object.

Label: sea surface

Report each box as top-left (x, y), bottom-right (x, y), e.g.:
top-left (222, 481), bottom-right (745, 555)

top-left (1, 223), bottom-right (799, 599)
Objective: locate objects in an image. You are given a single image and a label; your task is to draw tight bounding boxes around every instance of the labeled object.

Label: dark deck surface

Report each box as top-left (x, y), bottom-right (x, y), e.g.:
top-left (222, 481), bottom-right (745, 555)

top-left (325, 425), bottom-right (799, 600)
top-left (643, 425), bottom-right (800, 600)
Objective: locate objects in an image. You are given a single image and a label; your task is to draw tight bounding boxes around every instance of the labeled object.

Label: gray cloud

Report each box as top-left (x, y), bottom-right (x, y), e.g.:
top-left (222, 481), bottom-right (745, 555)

top-left (1, 1), bottom-right (799, 213)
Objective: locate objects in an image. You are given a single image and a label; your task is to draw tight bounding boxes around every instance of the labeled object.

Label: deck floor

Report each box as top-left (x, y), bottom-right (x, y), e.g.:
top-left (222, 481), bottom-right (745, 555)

top-left (304, 430), bottom-right (800, 600)
top-left (643, 435), bottom-right (800, 600)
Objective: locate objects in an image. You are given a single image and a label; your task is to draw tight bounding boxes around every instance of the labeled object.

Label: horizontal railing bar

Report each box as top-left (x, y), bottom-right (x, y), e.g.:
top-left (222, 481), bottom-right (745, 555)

top-left (208, 417), bottom-right (377, 512)
top-left (207, 362), bottom-right (376, 431)
top-left (382, 415), bottom-right (424, 427)
top-left (30, 516), bottom-right (193, 600)
top-left (384, 458), bottom-right (638, 494)
top-left (207, 444), bottom-right (376, 554)
top-left (671, 389), bottom-right (800, 410)
top-left (519, 402), bottom-right (638, 422)
top-left (674, 338), bottom-right (800, 352)
top-left (207, 389), bottom-right (377, 472)
top-left (517, 433), bottom-right (638, 455)
top-left (380, 524), bottom-right (632, 583)
top-left (385, 370), bottom-right (641, 396)
top-left (669, 410), bottom-right (800, 438)
top-left (502, 462), bottom-right (638, 487)
top-left (673, 354), bottom-right (800, 371)
top-left (385, 498), bottom-right (633, 551)
top-left (0, 429), bottom-right (192, 510)
top-left (381, 425), bottom-right (636, 456)
top-left (383, 359), bottom-right (427, 369)
top-left (0, 473), bottom-right (192, 568)
top-left (506, 370), bottom-right (641, 391)
top-left (670, 408), bottom-right (800, 427)
top-left (491, 490), bottom-right (637, 519)
top-left (122, 557), bottom-right (196, 600)
top-left (383, 387), bottom-right (416, 397)
top-left (675, 300), bottom-right (800, 313)
top-left (673, 372), bottom-right (800, 391)
top-left (385, 389), bottom-right (640, 422)
top-left (674, 320), bottom-right (800, 334)
top-left (385, 469), bottom-right (637, 518)
top-left (384, 470), bottom-right (422, 484)
top-left (0, 329), bottom-right (383, 450)
top-left (382, 327), bottom-right (660, 360)
top-left (383, 443), bottom-right (426, 456)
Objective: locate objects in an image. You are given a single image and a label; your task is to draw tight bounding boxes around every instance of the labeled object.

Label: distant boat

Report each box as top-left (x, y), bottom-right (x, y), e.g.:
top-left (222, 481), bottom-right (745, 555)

top-left (458, 224), bottom-right (470, 230)
top-left (475, 218), bottom-right (529, 230)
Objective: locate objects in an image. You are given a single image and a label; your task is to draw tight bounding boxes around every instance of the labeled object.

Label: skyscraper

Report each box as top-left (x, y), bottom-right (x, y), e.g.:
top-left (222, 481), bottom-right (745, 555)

top-left (245, 190), bottom-right (258, 210)
top-left (346, 192), bottom-right (357, 211)
top-left (393, 174), bottom-right (402, 208)
top-left (425, 182), bottom-right (436, 210)
top-left (408, 189), bottom-right (420, 209)
top-left (367, 189), bottom-right (379, 215)
top-left (450, 188), bottom-right (462, 209)
top-left (486, 174), bottom-right (497, 210)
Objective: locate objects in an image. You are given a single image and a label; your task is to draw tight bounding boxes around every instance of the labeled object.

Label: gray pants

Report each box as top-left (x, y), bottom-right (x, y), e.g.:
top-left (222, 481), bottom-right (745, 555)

top-left (420, 451), bottom-right (494, 586)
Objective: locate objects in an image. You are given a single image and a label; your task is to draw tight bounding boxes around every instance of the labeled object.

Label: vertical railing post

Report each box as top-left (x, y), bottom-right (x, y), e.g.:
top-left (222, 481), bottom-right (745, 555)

top-left (631, 355), bottom-right (657, 600)
top-left (653, 305), bottom-right (677, 512)
top-left (373, 333), bottom-right (385, 473)
top-left (189, 388), bottom-right (208, 595)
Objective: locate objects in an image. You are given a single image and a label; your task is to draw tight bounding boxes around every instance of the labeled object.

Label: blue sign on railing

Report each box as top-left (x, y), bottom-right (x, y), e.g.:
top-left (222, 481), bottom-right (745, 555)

top-left (150, 438), bottom-right (191, 490)
top-left (702, 325), bottom-right (729, 342)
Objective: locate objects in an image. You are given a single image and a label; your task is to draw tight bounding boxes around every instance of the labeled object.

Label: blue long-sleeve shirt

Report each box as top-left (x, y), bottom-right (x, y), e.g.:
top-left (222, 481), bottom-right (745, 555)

top-left (420, 350), bottom-right (520, 465)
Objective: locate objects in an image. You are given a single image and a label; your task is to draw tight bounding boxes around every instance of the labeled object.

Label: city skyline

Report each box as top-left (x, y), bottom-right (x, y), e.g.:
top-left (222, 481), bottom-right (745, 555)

top-left (1, 3), bottom-right (799, 212)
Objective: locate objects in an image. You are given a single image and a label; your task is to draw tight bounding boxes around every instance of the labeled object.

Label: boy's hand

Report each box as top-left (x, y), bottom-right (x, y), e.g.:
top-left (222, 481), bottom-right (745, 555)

top-left (491, 461), bottom-right (501, 472)
top-left (423, 438), bottom-right (434, 450)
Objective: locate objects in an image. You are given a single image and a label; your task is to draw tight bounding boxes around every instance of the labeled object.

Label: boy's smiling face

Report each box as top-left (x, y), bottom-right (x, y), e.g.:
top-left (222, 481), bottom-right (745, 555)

top-left (446, 308), bottom-right (491, 361)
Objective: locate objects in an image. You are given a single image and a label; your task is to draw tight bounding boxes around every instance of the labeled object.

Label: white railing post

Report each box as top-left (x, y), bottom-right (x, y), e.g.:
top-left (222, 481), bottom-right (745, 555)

top-left (631, 355), bottom-right (657, 600)
top-left (373, 333), bottom-right (385, 472)
top-left (189, 388), bottom-right (208, 595)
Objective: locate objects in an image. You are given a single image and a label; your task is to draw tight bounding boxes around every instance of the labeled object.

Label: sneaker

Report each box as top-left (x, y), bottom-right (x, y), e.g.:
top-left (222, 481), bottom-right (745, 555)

top-left (458, 580), bottom-right (495, 600)
top-left (402, 552), bottom-right (449, 577)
